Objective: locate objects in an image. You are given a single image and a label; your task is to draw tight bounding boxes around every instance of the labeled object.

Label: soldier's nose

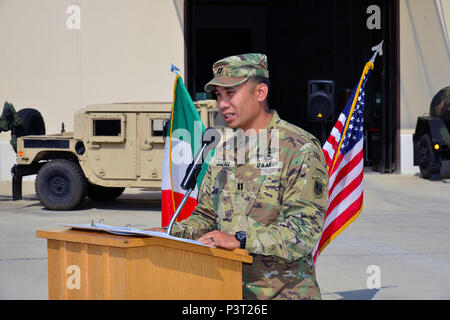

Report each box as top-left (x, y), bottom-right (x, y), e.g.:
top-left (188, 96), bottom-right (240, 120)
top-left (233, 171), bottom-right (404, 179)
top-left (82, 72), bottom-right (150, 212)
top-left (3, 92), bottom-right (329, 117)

top-left (218, 99), bottom-right (231, 111)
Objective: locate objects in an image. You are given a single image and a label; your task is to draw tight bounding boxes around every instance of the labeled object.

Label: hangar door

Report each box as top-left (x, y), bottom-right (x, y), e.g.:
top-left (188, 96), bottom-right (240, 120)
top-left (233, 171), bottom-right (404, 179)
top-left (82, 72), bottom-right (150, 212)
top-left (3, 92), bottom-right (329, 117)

top-left (185, 0), bottom-right (399, 173)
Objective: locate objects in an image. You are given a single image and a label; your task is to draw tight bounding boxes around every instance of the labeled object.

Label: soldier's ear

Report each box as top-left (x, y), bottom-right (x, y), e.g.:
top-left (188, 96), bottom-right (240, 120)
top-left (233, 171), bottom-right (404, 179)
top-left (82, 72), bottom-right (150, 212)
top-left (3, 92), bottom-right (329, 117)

top-left (254, 82), bottom-right (269, 103)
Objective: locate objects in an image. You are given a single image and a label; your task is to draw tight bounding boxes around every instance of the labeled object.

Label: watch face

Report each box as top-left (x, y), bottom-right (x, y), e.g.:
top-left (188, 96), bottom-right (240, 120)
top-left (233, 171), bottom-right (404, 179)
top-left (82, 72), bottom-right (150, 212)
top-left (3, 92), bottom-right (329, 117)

top-left (236, 231), bottom-right (246, 241)
top-left (235, 232), bottom-right (246, 250)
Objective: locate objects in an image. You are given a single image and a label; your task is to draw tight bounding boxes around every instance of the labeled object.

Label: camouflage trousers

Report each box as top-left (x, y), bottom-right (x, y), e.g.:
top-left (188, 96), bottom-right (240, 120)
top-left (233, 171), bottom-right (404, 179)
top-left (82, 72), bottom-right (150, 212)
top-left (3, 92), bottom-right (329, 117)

top-left (242, 254), bottom-right (321, 300)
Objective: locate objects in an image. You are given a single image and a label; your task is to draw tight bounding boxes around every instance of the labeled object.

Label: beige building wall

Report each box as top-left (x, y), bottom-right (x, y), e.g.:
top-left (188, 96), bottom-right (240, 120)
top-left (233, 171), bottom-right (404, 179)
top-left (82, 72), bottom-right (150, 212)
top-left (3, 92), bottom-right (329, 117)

top-left (0, 0), bottom-right (184, 180)
top-left (399, 0), bottom-right (450, 174)
top-left (1, 0), bottom-right (449, 179)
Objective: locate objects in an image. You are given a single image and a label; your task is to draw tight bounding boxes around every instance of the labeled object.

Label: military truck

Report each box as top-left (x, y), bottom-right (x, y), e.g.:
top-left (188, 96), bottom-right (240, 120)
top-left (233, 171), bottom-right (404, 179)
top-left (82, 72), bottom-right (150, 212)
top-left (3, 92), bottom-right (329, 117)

top-left (10, 100), bottom-right (223, 210)
top-left (413, 87), bottom-right (450, 180)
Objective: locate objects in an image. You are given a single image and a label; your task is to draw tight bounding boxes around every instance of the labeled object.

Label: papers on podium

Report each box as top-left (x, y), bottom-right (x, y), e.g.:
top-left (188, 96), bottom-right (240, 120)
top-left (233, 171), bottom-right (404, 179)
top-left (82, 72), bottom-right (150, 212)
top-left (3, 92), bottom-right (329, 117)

top-left (58, 222), bottom-right (214, 248)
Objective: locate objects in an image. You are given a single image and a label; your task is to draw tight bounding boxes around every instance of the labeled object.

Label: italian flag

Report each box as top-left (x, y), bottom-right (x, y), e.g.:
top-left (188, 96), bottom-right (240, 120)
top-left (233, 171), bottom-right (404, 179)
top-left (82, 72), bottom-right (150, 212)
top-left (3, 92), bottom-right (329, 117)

top-left (161, 75), bottom-right (207, 227)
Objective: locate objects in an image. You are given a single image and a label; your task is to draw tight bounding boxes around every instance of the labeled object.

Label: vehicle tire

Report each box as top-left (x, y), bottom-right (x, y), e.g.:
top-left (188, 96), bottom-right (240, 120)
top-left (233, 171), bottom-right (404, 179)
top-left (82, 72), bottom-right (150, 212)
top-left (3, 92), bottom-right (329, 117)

top-left (15, 108), bottom-right (46, 137)
top-left (35, 159), bottom-right (87, 210)
top-left (87, 183), bottom-right (125, 201)
top-left (417, 134), bottom-right (441, 180)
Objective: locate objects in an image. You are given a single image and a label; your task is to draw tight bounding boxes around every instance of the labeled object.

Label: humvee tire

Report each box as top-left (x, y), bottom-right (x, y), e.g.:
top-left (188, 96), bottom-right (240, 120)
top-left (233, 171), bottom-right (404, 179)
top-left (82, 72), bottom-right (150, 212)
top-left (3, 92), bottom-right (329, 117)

top-left (35, 159), bottom-right (87, 210)
top-left (417, 134), bottom-right (441, 180)
top-left (87, 183), bottom-right (125, 201)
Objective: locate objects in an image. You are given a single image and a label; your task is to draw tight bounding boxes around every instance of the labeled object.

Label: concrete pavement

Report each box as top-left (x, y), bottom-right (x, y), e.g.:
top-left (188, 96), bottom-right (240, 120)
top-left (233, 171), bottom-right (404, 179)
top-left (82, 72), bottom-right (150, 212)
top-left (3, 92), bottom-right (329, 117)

top-left (316, 172), bottom-right (450, 300)
top-left (0, 182), bottom-right (162, 299)
top-left (0, 172), bottom-right (449, 299)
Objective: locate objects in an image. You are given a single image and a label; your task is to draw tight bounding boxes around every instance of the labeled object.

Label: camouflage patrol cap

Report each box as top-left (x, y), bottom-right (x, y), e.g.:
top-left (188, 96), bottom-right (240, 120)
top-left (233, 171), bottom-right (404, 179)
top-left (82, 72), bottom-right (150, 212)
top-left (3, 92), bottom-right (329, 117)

top-left (204, 53), bottom-right (269, 92)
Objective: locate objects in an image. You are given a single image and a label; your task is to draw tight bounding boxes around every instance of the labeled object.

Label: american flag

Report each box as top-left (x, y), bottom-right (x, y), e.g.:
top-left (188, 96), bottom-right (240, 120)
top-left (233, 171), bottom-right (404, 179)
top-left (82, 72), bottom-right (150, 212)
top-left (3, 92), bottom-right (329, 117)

top-left (312, 64), bottom-right (372, 263)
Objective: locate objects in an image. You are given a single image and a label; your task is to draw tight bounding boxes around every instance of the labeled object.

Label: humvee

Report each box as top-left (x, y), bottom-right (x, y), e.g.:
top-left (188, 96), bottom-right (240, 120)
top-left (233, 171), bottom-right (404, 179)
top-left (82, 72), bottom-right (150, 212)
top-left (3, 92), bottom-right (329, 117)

top-left (11, 100), bottom-right (224, 210)
top-left (413, 87), bottom-right (450, 180)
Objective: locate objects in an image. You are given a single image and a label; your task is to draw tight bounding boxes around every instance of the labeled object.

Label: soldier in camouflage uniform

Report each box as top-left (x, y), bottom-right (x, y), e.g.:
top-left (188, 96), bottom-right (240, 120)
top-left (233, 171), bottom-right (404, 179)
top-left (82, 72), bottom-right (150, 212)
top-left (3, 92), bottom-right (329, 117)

top-left (154, 53), bottom-right (328, 300)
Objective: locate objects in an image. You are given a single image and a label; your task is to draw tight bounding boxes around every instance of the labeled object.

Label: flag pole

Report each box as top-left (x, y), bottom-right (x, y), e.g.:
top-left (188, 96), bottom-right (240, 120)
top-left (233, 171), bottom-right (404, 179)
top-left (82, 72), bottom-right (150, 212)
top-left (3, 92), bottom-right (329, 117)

top-left (328, 41), bottom-right (383, 175)
top-left (168, 75), bottom-right (180, 214)
top-left (314, 41), bottom-right (384, 263)
top-left (168, 64), bottom-right (181, 213)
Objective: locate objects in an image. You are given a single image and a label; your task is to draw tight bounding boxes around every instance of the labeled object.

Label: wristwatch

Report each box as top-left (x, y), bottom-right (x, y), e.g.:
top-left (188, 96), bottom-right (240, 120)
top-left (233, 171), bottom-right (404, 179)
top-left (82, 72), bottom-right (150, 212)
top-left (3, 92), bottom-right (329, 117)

top-left (235, 231), bottom-right (246, 249)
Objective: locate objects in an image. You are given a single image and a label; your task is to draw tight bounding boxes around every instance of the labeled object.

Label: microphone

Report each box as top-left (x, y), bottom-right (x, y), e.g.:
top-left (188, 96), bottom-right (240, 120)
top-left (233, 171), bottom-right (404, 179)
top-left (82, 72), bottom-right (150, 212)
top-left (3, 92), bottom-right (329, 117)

top-left (181, 127), bottom-right (221, 191)
top-left (166, 127), bottom-right (221, 235)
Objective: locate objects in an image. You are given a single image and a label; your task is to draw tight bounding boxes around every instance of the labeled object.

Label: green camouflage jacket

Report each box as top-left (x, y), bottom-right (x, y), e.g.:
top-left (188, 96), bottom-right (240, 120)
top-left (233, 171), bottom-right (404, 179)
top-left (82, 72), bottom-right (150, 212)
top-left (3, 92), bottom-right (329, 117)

top-left (170, 111), bottom-right (328, 300)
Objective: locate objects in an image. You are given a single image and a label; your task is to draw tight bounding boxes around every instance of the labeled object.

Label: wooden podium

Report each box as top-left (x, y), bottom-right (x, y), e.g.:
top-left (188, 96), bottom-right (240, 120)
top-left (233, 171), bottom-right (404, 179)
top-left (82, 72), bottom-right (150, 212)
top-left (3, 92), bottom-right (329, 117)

top-left (36, 228), bottom-right (253, 300)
